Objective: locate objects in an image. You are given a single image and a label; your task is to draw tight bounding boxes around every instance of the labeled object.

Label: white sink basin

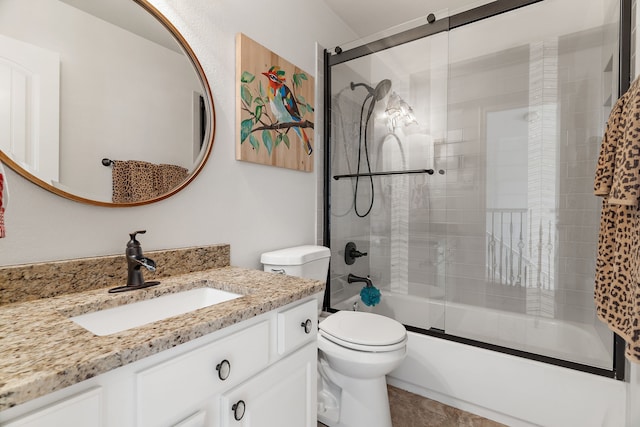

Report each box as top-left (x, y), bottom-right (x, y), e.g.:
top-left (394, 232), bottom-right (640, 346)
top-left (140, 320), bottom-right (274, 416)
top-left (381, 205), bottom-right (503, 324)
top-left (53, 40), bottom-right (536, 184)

top-left (70, 287), bottom-right (242, 336)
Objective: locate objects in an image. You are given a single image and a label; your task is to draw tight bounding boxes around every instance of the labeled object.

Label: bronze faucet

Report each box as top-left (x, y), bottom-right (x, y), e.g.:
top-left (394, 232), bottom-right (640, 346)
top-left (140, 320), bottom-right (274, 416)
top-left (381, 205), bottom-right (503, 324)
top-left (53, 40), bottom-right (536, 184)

top-left (109, 230), bottom-right (160, 293)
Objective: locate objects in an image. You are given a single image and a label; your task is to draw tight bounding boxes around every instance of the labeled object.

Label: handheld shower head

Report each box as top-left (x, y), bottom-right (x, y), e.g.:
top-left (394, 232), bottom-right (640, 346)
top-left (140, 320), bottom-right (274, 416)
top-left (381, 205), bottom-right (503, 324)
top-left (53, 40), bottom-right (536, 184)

top-left (348, 79), bottom-right (393, 218)
top-left (373, 79), bottom-right (392, 101)
top-left (350, 79), bottom-right (392, 101)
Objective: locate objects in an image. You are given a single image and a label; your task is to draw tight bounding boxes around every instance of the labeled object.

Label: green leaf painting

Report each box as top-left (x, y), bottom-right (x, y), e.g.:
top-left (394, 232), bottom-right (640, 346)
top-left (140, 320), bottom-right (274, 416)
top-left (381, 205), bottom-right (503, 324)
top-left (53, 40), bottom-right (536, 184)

top-left (292, 73), bottom-right (308, 88)
top-left (240, 119), bottom-right (253, 143)
top-left (249, 134), bottom-right (259, 151)
top-left (240, 85), bottom-right (252, 107)
top-left (262, 130), bottom-right (274, 155)
top-left (240, 71), bottom-right (255, 83)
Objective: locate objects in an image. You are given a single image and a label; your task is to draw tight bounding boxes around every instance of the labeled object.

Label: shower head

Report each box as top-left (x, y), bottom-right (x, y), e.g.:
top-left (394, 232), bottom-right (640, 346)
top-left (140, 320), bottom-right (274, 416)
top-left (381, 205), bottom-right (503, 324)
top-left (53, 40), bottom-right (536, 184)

top-left (373, 79), bottom-right (392, 101)
top-left (350, 79), bottom-right (392, 101)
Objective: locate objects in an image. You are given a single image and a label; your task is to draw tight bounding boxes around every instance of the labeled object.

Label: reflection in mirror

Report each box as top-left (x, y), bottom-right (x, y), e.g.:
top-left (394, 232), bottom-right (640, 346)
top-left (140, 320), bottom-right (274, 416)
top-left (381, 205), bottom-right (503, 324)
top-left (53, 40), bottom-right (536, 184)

top-left (0, 0), bottom-right (214, 206)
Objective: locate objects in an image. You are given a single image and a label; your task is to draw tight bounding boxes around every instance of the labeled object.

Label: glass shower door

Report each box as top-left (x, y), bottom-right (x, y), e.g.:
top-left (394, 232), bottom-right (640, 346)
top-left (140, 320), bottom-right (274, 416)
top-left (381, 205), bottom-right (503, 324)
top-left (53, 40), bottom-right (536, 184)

top-left (444, 0), bottom-right (619, 369)
top-left (328, 29), bottom-right (449, 332)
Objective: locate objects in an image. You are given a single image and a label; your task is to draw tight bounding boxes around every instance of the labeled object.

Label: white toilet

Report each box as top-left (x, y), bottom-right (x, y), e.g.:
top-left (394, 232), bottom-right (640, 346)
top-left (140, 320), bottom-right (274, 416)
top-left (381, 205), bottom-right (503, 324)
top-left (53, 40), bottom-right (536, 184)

top-left (261, 245), bottom-right (407, 427)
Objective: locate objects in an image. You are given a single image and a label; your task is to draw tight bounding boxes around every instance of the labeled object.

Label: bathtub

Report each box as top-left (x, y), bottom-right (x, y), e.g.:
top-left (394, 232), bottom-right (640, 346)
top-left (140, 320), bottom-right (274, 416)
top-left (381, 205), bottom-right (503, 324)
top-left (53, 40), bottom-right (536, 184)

top-left (332, 292), bottom-right (627, 426)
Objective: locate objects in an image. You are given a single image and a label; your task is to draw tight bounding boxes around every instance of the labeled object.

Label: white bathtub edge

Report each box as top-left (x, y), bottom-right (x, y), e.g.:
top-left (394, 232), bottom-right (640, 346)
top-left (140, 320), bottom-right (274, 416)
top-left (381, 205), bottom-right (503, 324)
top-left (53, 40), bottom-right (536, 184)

top-left (387, 331), bottom-right (626, 427)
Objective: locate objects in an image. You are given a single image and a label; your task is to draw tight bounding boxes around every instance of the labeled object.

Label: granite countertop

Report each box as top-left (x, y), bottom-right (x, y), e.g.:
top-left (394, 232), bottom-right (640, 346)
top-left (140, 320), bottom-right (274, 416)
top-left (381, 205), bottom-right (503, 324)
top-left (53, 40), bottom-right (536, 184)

top-left (0, 266), bottom-right (324, 411)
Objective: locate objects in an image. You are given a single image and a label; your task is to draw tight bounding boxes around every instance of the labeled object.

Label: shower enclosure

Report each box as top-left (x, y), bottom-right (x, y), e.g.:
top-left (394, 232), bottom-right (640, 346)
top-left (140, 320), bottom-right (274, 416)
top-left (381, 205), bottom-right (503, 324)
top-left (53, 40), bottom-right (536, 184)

top-left (324, 0), bottom-right (629, 377)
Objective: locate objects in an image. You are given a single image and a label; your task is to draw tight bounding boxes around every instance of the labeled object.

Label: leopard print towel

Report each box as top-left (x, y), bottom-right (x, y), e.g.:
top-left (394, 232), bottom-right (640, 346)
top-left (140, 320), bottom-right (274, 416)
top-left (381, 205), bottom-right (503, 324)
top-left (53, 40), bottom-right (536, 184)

top-left (594, 75), bottom-right (640, 363)
top-left (111, 160), bottom-right (188, 203)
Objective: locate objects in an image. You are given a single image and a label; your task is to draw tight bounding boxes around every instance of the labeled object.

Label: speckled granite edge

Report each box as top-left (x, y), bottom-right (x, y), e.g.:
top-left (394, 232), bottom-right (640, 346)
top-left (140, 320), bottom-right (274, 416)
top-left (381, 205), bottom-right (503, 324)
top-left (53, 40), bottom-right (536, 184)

top-left (0, 266), bottom-right (324, 411)
top-left (0, 244), bottom-right (230, 305)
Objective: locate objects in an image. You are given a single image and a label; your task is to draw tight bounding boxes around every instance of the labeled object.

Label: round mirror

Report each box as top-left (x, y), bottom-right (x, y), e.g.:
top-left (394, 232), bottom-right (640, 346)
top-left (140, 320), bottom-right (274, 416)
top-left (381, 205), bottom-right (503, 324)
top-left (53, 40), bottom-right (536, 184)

top-left (0, 0), bottom-right (214, 206)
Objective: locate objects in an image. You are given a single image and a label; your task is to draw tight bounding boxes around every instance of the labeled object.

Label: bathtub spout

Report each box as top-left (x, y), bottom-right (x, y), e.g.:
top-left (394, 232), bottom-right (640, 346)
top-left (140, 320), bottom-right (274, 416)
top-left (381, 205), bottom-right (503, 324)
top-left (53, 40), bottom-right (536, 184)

top-left (347, 273), bottom-right (373, 288)
top-left (353, 301), bottom-right (360, 311)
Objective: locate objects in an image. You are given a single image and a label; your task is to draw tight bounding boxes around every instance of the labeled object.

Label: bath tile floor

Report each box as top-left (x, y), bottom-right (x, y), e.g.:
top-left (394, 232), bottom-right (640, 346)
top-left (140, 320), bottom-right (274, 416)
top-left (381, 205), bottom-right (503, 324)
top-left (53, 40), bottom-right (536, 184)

top-left (318, 385), bottom-right (506, 427)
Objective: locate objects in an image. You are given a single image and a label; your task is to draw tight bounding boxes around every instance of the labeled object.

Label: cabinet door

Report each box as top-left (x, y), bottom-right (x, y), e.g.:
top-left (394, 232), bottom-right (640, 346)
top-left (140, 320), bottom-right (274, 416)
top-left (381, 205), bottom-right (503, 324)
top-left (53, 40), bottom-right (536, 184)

top-left (220, 343), bottom-right (316, 427)
top-left (3, 388), bottom-right (102, 427)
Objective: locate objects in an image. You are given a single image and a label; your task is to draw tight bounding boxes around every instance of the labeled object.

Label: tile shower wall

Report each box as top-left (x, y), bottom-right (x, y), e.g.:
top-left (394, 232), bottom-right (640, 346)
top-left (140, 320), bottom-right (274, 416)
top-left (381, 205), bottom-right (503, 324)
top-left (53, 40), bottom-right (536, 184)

top-left (329, 58), bottom-right (376, 298)
top-left (441, 46), bottom-right (531, 312)
top-left (369, 34), bottom-right (450, 310)
top-left (556, 27), bottom-right (616, 325)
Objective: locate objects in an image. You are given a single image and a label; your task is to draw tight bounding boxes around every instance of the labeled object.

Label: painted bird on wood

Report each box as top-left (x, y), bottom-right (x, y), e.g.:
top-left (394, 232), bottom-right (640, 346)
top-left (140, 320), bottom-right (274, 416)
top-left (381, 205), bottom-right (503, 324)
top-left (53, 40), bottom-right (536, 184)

top-left (262, 66), bottom-right (313, 155)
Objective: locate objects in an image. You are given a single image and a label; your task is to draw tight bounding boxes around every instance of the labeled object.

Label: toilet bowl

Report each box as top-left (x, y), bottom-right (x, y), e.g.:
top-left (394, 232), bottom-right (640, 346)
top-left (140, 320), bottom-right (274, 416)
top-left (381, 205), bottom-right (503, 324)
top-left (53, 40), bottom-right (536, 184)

top-left (317, 310), bottom-right (407, 427)
top-left (261, 245), bottom-right (408, 427)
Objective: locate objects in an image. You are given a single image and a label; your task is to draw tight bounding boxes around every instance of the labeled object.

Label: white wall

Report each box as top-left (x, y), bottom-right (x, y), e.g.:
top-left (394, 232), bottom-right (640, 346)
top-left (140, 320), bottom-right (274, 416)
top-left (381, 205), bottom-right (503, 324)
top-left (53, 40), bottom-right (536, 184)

top-left (0, 0), bottom-right (356, 269)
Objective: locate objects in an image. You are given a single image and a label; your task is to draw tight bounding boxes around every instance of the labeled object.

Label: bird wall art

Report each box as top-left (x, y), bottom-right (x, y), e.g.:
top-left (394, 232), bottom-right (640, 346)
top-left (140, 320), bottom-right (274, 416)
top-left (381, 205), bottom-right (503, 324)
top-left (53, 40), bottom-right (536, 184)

top-left (236, 33), bottom-right (315, 172)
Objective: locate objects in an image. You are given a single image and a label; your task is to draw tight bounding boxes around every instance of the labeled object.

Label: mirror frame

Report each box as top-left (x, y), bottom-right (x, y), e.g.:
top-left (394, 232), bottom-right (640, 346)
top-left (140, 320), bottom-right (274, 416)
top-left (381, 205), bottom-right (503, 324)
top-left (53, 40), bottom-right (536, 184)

top-left (0, 0), bottom-right (215, 207)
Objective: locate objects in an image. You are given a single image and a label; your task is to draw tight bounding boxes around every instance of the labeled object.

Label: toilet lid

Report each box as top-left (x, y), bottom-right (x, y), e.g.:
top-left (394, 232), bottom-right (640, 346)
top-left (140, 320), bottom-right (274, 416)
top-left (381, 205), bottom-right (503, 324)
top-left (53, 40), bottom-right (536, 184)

top-left (319, 311), bottom-right (406, 347)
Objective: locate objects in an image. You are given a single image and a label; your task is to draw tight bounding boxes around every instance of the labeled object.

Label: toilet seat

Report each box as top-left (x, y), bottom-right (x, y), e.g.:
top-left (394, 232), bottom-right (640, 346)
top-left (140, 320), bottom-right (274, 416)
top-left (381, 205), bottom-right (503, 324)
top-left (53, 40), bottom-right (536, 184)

top-left (319, 311), bottom-right (407, 352)
top-left (319, 330), bottom-right (407, 352)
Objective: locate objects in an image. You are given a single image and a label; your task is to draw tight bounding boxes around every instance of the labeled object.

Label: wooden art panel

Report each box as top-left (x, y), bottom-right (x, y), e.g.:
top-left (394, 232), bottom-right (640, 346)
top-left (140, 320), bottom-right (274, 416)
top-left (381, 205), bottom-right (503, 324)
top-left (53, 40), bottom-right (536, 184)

top-left (236, 33), bottom-right (315, 172)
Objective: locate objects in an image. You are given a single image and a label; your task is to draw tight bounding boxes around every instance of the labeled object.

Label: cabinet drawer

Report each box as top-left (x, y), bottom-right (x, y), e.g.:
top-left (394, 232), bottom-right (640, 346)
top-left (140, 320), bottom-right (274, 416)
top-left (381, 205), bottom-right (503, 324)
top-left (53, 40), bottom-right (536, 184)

top-left (4, 387), bottom-right (102, 427)
top-left (277, 299), bottom-right (317, 355)
top-left (137, 321), bottom-right (269, 427)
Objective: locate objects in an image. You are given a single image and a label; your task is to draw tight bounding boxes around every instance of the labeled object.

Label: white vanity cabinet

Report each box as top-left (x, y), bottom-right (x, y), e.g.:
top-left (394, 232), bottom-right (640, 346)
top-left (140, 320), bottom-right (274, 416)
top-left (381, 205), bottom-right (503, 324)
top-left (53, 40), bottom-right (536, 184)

top-left (0, 297), bottom-right (318, 427)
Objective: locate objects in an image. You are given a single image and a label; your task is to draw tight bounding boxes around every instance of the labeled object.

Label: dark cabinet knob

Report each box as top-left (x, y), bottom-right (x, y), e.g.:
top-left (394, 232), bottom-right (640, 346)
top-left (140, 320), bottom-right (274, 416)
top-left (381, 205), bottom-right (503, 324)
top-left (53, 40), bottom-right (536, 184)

top-left (216, 359), bottom-right (231, 381)
top-left (232, 400), bottom-right (246, 421)
top-left (301, 319), bottom-right (312, 334)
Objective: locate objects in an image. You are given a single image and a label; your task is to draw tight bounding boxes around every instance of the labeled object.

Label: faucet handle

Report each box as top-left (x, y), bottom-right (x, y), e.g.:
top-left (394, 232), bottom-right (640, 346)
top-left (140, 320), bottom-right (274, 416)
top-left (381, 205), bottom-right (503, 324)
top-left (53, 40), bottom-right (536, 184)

top-left (127, 230), bottom-right (147, 248)
top-left (344, 241), bottom-right (367, 265)
top-left (129, 230), bottom-right (146, 241)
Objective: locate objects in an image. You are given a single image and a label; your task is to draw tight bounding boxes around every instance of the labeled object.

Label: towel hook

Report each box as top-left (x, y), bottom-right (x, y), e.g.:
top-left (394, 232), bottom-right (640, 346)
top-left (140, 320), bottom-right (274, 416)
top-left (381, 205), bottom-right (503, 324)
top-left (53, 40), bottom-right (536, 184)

top-left (102, 158), bottom-right (114, 167)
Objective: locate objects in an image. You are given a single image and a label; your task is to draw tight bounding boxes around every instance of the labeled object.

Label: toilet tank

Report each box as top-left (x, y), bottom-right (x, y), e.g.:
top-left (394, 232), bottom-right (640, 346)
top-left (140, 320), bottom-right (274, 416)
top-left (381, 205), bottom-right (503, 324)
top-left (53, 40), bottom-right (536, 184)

top-left (260, 245), bottom-right (330, 283)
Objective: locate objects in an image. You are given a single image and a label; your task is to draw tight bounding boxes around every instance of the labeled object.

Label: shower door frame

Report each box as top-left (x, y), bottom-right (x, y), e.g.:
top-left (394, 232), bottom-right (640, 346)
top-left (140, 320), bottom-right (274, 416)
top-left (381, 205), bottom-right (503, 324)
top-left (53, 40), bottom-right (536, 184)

top-left (322, 0), bottom-right (632, 381)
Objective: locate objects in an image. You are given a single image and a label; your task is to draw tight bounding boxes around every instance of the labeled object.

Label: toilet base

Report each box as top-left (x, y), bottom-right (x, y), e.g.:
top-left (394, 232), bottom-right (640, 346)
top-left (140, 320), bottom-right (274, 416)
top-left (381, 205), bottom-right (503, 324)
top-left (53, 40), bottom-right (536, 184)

top-left (317, 369), bottom-right (392, 427)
